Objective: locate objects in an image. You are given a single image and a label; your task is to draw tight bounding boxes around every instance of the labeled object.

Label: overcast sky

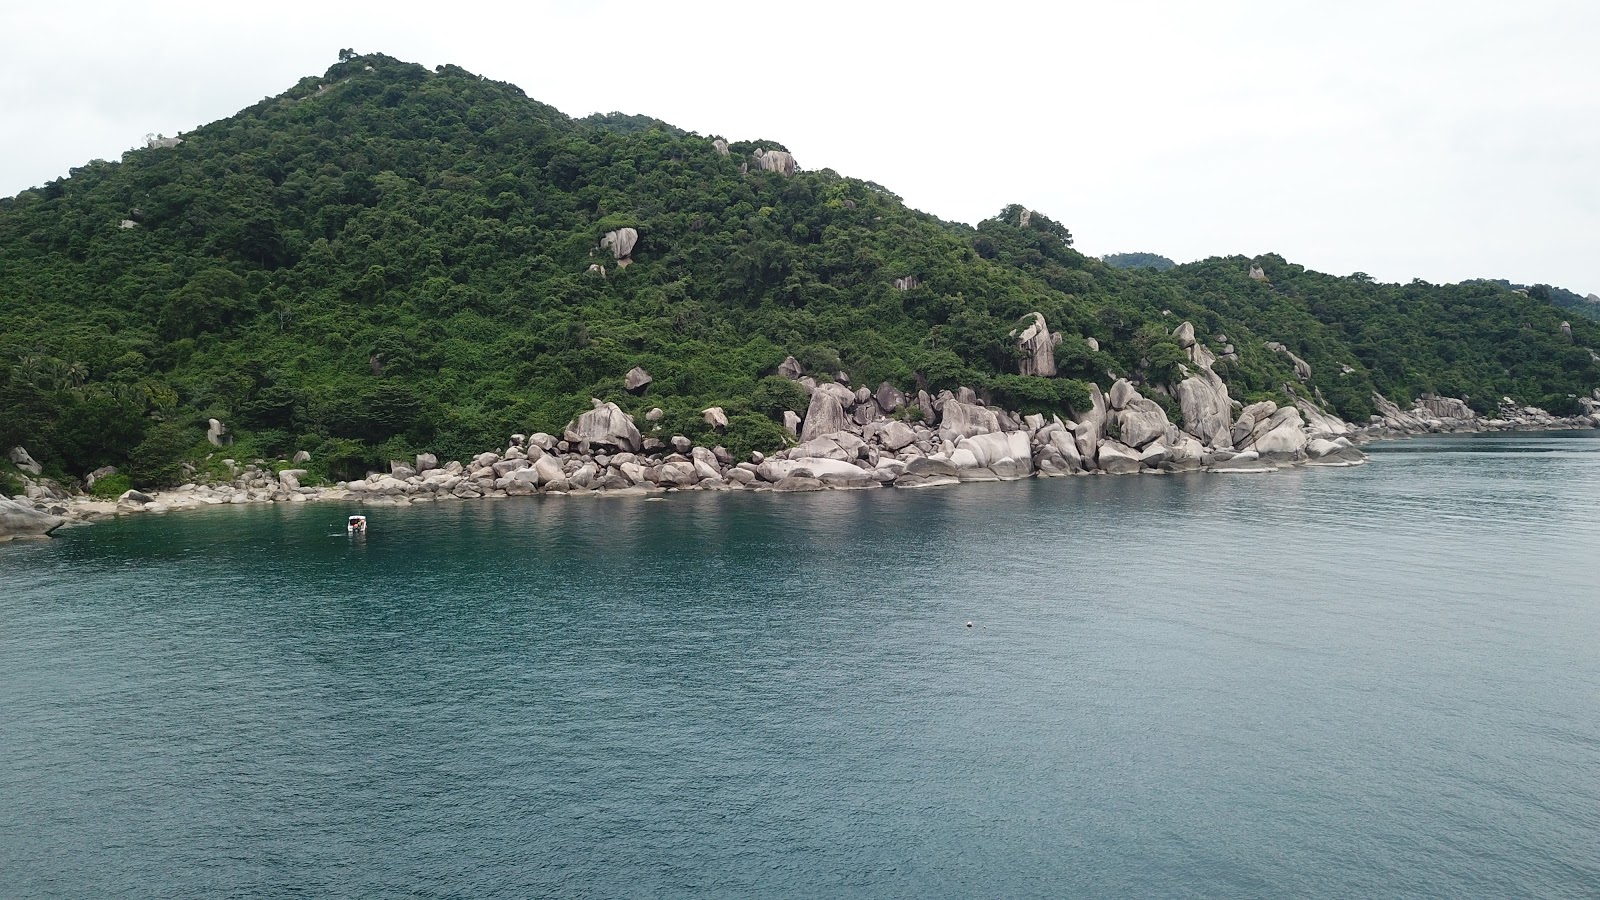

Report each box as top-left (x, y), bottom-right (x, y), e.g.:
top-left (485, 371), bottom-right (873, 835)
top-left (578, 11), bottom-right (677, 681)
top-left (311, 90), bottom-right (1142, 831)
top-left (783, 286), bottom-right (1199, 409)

top-left (3, 1), bottom-right (1596, 292)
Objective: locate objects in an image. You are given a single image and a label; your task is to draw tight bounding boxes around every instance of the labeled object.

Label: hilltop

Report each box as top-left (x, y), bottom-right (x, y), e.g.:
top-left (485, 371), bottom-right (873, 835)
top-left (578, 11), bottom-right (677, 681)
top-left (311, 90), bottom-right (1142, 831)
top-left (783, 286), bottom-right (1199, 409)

top-left (2, 51), bottom-right (1597, 488)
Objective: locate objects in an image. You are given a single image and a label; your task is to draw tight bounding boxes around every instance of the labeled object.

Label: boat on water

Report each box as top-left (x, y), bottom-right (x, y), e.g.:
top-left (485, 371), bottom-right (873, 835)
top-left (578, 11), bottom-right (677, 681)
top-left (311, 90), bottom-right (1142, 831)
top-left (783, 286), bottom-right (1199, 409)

top-left (347, 515), bottom-right (367, 534)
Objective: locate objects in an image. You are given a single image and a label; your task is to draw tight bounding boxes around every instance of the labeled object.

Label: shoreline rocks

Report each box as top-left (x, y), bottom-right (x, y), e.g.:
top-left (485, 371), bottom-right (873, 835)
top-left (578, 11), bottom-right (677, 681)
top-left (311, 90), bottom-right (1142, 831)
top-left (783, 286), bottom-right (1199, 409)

top-left (9, 327), bottom-right (1598, 536)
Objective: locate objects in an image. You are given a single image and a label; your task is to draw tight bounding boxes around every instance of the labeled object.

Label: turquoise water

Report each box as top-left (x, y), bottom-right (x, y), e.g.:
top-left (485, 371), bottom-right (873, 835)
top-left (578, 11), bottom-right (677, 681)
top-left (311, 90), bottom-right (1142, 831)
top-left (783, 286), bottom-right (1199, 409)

top-left (3, 431), bottom-right (1598, 898)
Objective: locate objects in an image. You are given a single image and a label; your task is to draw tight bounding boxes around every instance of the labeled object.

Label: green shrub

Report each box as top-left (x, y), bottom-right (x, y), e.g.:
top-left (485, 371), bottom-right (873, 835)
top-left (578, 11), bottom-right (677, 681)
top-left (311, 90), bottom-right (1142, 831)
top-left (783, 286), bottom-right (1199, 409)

top-left (90, 474), bottom-right (133, 499)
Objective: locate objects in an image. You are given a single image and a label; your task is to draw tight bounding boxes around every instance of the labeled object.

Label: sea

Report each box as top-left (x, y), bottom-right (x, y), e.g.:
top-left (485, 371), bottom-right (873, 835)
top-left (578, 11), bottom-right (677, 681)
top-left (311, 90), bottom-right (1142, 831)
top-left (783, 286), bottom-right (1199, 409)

top-left (3, 431), bottom-right (1598, 898)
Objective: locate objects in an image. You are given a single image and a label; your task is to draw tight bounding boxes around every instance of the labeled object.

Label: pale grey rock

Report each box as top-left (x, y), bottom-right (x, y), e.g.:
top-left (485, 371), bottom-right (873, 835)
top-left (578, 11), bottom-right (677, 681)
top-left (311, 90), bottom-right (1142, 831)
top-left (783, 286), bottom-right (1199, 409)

top-left (956, 432), bottom-right (1034, 480)
top-left (1085, 337), bottom-right (1100, 352)
top-left (712, 138), bottom-right (729, 156)
top-left (671, 435), bottom-right (693, 454)
top-left (415, 452), bottom-right (439, 472)
top-left (1560, 321), bottom-right (1573, 339)
top-left (625, 366), bottom-right (653, 393)
top-left (390, 462), bottom-right (416, 479)
top-left (0, 499), bottom-right (64, 540)
top-left (1012, 312), bottom-right (1062, 377)
top-left (1231, 400), bottom-right (1280, 448)
top-left (904, 457), bottom-right (960, 478)
top-left (893, 275), bottom-right (921, 291)
top-left (702, 406), bottom-right (729, 430)
top-left (1096, 440), bottom-right (1143, 475)
top-left (1176, 368), bottom-right (1234, 449)
top-left (874, 382), bottom-right (906, 414)
top-left (1164, 436), bottom-right (1205, 471)
top-left (937, 400), bottom-right (1000, 444)
top-left (878, 420), bottom-right (917, 451)
top-left (645, 407), bottom-right (664, 423)
top-left (783, 410), bottom-right (802, 436)
top-left (917, 389), bottom-right (937, 425)
top-left (751, 148), bottom-right (798, 176)
top-left (1264, 341), bottom-right (1313, 380)
top-left (1416, 395), bottom-right (1475, 419)
top-left (1108, 378), bottom-right (1139, 411)
top-left (1244, 408), bottom-right (1309, 460)
top-left (563, 399), bottom-right (642, 452)
top-left (600, 227), bottom-right (639, 266)
top-left (1072, 384), bottom-right (1108, 464)
top-left (1173, 321), bottom-right (1196, 348)
top-left (773, 474), bottom-right (824, 492)
top-left (8, 446), bottom-right (41, 476)
top-left (206, 418), bottom-right (229, 447)
top-left (1249, 264), bottom-right (1268, 281)
top-left (293, 450), bottom-right (312, 464)
top-left (814, 381), bottom-right (857, 409)
top-left (778, 356), bottom-right (806, 379)
top-left (145, 133), bottom-right (183, 149)
top-left (800, 390), bottom-right (850, 441)
top-left (659, 461), bottom-right (699, 487)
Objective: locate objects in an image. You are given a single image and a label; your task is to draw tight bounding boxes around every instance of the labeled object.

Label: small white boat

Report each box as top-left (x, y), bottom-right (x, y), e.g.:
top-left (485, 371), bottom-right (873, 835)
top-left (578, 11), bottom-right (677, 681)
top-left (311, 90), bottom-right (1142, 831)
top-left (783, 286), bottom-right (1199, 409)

top-left (347, 515), bottom-right (367, 534)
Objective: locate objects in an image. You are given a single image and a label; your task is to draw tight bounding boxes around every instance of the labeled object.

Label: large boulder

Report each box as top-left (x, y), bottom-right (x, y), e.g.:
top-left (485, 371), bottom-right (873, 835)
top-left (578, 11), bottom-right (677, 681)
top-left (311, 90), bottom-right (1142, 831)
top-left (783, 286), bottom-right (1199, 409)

top-left (624, 366), bottom-right (653, 394)
top-left (702, 407), bottom-right (729, 430)
top-left (0, 499), bottom-right (64, 541)
top-left (799, 390), bottom-right (850, 441)
top-left (1292, 396), bottom-right (1351, 437)
top-left (1012, 312), bottom-right (1062, 377)
top-left (563, 399), bottom-right (642, 452)
top-left (1173, 321), bottom-right (1196, 348)
top-left (876, 420), bottom-right (917, 451)
top-left (1096, 440), bottom-right (1143, 475)
top-left (1115, 394), bottom-right (1173, 450)
top-left (600, 227), bottom-right (639, 266)
top-left (1072, 384), bottom-right (1109, 464)
top-left (813, 381), bottom-right (857, 409)
top-left (1176, 368), bottom-right (1234, 449)
top-left (1241, 407), bottom-right (1308, 460)
top-left (937, 399), bottom-right (1000, 443)
top-left (875, 382), bottom-right (906, 415)
top-left (778, 356), bottom-right (806, 379)
top-left (1306, 437), bottom-right (1367, 466)
top-left (1108, 378), bottom-right (1141, 411)
top-left (8, 446), bottom-right (42, 476)
top-left (206, 418), bottom-right (229, 447)
top-left (751, 148), bottom-right (798, 176)
top-left (1415, 395), bottom-right (1474, 420)
top-left (1231, 401), bottom-right (1280, 448)
top-left (956, 432), bottom-right (1034, 480)
top-left (783, 411), bottom-right (802, 436)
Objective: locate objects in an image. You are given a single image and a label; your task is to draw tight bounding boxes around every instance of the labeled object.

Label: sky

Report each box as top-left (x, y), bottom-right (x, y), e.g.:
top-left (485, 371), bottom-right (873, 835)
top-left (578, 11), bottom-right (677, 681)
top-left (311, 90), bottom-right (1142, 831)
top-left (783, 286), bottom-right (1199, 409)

top-left (3, 1), bottom-right (1597, 292)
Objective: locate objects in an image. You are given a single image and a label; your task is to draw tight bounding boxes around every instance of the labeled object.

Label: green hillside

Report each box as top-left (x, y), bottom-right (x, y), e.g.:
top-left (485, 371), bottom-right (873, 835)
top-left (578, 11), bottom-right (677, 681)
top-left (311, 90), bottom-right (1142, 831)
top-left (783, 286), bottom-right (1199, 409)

top-left (2, 52), bottom-right (1597, 487)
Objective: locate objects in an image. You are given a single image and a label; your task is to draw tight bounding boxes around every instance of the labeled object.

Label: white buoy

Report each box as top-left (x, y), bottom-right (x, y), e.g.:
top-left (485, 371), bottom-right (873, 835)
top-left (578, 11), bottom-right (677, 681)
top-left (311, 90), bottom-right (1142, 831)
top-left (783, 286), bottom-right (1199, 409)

top-left (965, 621), bottom-right (973, 628)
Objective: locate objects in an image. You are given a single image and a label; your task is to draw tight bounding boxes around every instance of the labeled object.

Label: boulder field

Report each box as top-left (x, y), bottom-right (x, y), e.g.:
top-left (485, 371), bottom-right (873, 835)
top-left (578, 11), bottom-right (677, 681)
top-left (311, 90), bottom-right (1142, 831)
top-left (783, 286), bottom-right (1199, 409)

top-left (7, 319), bottom-right (1599, 536)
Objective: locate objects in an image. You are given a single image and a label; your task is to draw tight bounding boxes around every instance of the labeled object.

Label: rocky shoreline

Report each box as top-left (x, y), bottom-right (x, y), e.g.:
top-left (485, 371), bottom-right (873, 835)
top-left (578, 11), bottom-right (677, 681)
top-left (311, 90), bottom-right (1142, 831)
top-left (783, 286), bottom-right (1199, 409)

top-left (5, 318), bottom-right (1598, 541)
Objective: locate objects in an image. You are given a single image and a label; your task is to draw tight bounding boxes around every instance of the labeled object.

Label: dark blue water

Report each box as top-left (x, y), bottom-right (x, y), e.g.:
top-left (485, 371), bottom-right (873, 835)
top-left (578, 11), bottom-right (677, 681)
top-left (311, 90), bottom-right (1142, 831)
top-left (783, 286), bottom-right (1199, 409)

top-left (3, 431), bottom-right (1599, 898)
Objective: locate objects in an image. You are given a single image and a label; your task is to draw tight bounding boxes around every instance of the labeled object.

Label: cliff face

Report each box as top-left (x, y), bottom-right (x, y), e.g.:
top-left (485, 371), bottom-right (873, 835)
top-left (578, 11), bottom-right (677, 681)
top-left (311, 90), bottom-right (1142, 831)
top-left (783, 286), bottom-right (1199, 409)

top-left (1, 52), bottom-right (1597, 490)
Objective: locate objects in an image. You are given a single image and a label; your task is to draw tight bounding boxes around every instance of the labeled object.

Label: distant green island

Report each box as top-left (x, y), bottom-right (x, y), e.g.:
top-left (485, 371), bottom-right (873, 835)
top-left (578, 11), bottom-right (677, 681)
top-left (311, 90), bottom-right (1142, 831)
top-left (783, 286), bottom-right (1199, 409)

top-left (2, 51), bottom-right (1597, 493)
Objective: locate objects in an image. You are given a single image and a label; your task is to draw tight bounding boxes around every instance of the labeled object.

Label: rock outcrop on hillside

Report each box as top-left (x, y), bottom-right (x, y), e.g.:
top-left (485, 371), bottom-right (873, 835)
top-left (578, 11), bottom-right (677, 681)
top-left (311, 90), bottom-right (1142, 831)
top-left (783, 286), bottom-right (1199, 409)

top-left (751, 149), bottom-right (797, 176)
top-left (600, 228), bottom-right (638, 267)
top-left (1013, 312), bottom-right (1062, 377)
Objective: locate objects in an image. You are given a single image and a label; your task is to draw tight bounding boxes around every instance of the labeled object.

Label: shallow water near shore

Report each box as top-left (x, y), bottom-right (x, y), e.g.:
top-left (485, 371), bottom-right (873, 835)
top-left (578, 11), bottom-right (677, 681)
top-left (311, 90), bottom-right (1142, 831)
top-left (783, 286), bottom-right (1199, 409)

top-left (3, 430), bottom-right (1599, 898)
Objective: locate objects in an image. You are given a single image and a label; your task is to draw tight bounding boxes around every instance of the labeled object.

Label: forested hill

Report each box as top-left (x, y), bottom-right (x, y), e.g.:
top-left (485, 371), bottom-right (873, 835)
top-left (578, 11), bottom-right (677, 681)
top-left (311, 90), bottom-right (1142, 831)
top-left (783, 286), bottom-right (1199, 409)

top-left (2, 52), bottom-right (1597, 487)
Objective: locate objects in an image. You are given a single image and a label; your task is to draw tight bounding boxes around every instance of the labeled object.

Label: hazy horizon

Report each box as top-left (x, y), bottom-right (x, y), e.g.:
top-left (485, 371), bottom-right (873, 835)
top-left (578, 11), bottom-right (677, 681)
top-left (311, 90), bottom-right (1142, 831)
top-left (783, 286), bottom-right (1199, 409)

top-left (3, 1), bottom-right (1596, 293)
